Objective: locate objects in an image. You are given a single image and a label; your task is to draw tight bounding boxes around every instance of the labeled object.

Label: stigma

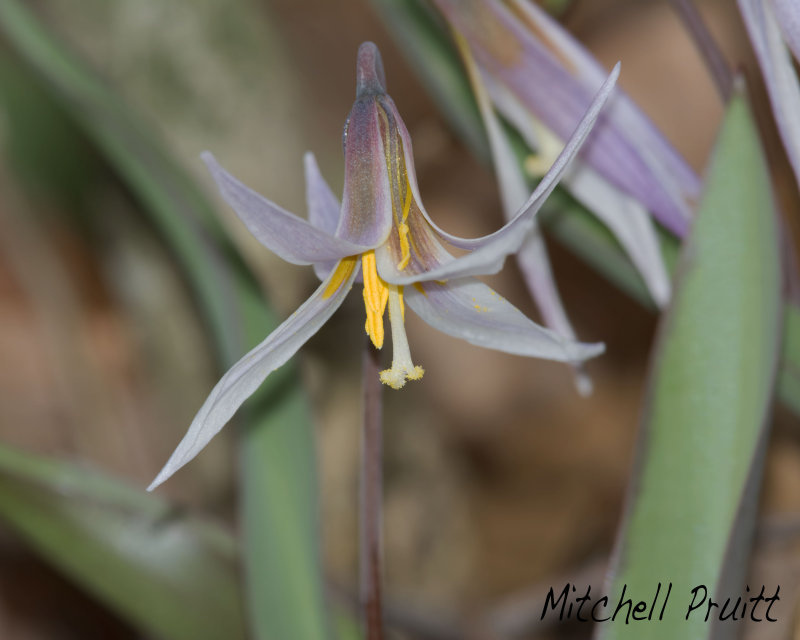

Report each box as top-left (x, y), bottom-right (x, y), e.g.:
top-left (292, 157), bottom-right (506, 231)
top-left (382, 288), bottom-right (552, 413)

top-left (379, 284), bottom-right (424, 389)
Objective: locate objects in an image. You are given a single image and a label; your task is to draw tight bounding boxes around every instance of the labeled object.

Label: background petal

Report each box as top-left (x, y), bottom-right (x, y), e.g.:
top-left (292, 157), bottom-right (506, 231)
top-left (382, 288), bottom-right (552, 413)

top-left (378, 63), bottom-right (620, 285)
top-left (304, 151), bottom-right (340, 234)
top-left (304, 151), bottom-right (343, 280)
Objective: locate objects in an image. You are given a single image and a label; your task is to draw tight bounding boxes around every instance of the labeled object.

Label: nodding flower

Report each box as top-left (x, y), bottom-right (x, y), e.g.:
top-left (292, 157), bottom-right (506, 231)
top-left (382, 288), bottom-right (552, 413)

top-left (429, 0), bottom-right (702, 389)
top-left (148, 42), bottom-right (617, 491)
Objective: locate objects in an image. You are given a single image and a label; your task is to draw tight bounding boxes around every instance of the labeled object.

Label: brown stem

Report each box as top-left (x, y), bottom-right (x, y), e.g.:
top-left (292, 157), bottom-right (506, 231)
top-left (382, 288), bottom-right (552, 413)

top-left (360, 340), bottom-right (384, 640)
top-left (668, 0), bottom-right (733, 101)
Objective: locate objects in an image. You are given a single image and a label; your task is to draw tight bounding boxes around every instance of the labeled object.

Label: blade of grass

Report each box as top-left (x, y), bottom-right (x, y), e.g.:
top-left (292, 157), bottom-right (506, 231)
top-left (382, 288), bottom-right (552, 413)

top-left (597, 92), bottom-right (781, 639)
top-left (0, 444), bottom-right (245, 640)
top-left (0, 3), bottom-right (329, 638)
top-left (371, 0), bottom-right (800, 413)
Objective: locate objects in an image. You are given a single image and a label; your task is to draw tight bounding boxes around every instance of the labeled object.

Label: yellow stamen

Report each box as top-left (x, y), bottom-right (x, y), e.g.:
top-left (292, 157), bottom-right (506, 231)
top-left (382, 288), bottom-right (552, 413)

top-left (400, 182), bottom-right (412, 222)
top-left (361, 250), bottom-right (389, 348)
top-left (396, 222), bottom-right (411, 270)
top-left (394, 177), bottom-right (413, 270)
top-left (323, 256), bottom-right (358, 299)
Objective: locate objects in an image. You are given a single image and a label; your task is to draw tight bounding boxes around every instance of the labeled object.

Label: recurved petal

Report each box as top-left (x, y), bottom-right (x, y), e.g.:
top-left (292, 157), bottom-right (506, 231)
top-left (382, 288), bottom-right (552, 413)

top-left (459, 34), bottom-right (591, 393)
top-left (147, 258), bottom-right (359, 490)
top-left (739, 0), bottom-right (800, 190)
top-left (405, 278), bottom-right (604, 363)
top-left (203, 152), bottom-right (370, 264)
top-left (433, 0), bottom-right (695, 236)
top-left (503, 0), bottom-right (699, 197)
top-left (471, 58), bottom-right (670, 307)
top-left (378, 63), bottom-right (619, 285)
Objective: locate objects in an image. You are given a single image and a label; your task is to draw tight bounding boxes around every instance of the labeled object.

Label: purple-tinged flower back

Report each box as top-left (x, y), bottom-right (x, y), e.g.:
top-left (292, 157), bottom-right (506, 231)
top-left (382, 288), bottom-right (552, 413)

top-left (356, 41), bottom-right (388, 96)
top-left (433, 0), bottom-right (699, 237)
top-left (337, 44), bottom-right (394, 248)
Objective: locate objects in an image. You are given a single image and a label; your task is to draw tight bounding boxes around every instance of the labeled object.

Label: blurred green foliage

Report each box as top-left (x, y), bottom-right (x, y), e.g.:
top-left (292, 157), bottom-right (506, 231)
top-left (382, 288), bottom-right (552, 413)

top-left (599, 95), bottom-right (781, 639)
top-left (0, 1), bottom-right (330, 638)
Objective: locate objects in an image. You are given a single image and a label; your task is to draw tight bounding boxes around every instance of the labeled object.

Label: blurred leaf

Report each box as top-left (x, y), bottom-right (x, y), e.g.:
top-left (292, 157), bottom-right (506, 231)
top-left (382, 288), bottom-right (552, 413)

top-left (0, 2), bottom-right (329, 638)
top-left (779, 304), bottom-right (800, 416)
top-left (0, 55), bottom-right (103, 218)
top-left (240, 379), bottom-right (329, 640)
top-left (0, 444), bottom-right (245, 640)
top-left (372, 0), bottom-right (800, 412)
top-left (598, 95), bottom-right (781, 639)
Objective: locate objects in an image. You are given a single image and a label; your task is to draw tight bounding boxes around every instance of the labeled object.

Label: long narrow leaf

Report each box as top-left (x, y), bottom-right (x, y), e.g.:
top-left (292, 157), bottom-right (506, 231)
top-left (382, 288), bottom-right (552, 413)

top-left (0, 3), bottom-right (329, 638)
top-left (597, 93), bottom-right (781, 639)
top-left (0, 444), bottom-right (245, 640)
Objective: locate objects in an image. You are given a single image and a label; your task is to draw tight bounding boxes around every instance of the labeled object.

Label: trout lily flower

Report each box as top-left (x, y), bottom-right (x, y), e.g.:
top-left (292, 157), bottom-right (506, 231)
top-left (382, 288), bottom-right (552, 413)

top-left (428, 0), bottom-right (701, 391)
top-left (431, 0), bottom-right (702, 307)
top-left (148, 42), bottom-right (617, 490)
top-left (432, 0), bottom-right (700, 238)
top-left (739, 0), bottom-right (800, 191)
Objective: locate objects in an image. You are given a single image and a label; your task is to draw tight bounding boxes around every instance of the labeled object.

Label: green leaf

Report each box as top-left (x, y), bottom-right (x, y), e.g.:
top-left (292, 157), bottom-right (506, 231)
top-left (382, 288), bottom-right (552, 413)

top-left (597, 95), bottom-right (781, 639)
top-left (372, 0), bottom-right (800, 413)
top-left (0, 3), bottom-right (329, 638)
top-left (778, 304), bottom-right (800, 416)
top-left (0, 444), bottom-right (245, 640)
top-left (240, 379), bottom-right (329, 640)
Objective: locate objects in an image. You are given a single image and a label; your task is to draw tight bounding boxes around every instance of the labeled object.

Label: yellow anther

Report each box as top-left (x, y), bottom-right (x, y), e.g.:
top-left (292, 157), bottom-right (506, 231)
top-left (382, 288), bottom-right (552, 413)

top-left (393, 180), bottom-right (413, 271)
top-left (323, 256), bottom-right (358, 299)
top-left (361, 250), bottom-right (389, 349)
top-left (396, 222), bottom-right (411, 270)
top-left (401, 183), bottom-right (412, 222)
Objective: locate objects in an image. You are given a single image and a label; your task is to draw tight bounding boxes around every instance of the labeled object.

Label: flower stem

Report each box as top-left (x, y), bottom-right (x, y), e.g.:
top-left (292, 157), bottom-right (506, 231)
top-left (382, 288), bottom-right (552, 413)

top-left (360, 340), bottom-right (384, 640)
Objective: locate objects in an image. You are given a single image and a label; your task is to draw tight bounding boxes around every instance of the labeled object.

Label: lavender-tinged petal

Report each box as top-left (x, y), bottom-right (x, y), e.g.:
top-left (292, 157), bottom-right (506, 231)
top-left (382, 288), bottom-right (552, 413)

top-left (148, 260), bottom-right (359, 490)
top-left (459, 34), bottom-right (591, 393)
top-left (203, 153), bottom-right (370, 264)
top-left (739, 0), bottom-right (800, 190)
top-left (304, 152), bottom-right (342, 280)
top-left (480, 73), bottom-right (671, 307)
top-left (356, 41), bottom-right (388, 97)
top-left (515, 234), bottom-right (592, 395)
top-left (406, 278), bottom-right (604, 363)
top-left (565, 165), bottom-right (671, 307)
top-left (489, 73), bottom-right (692, 246)
top-left (337, 94), bottom-right (393, 247)
top-left (304, 152), bottom-right (340, 234)
top-left (772, 0), bottom-right (800, 61)
top-left (378, 64), bottom-right (619, 284)
top-left (505, 0), bottom-right (700, 199)
top-left (433, 0), bottom-right (693, 235)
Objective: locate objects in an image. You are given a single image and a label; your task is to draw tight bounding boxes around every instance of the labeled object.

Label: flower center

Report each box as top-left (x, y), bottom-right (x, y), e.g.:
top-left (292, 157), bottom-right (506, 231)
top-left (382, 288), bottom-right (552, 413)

top-left (360, 249), bottom-right (423, 389)
top-left (362, 250), bottom-right (389, 349)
